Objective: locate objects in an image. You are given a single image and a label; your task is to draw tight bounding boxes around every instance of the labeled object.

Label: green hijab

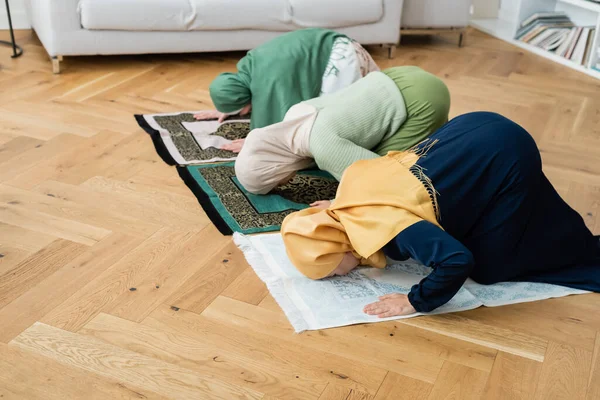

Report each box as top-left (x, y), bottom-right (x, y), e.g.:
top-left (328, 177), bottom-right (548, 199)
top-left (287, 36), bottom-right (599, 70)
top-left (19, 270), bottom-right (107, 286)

top-left (209, 28), bottom-right (344, 129)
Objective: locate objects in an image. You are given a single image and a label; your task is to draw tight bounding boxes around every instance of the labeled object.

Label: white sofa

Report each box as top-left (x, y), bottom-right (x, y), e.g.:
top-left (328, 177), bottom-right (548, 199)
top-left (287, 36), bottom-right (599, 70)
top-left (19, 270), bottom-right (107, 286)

top-left (25, 0), bottom-right (404, 73)
top-left (402, 0), bottom-right (471, 29)
top-left (401, 0), bottom-right (472, 47)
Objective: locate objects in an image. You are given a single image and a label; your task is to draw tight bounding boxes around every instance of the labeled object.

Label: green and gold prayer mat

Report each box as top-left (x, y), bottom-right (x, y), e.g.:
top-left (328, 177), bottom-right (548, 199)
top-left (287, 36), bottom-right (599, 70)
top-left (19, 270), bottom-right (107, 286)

top-left (135, 112), bottom-right (338, 235)
top-left (178, 163), bottom-right (339, 235)
top-left (134, 112), bottom-right (250, 166)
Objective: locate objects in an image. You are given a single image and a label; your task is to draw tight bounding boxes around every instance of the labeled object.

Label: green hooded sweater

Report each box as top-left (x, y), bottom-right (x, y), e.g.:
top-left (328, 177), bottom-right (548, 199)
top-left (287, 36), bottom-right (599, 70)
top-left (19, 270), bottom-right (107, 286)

top-left (209, 28), bottom-right (344, 129)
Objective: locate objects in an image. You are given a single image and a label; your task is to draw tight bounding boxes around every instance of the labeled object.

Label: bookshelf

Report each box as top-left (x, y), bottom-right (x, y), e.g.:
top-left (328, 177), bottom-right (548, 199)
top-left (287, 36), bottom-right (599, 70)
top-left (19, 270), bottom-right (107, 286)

top-left (471, 0), bottom-right (600, 79)
top-left (558, 0), bottom-right (600, 13)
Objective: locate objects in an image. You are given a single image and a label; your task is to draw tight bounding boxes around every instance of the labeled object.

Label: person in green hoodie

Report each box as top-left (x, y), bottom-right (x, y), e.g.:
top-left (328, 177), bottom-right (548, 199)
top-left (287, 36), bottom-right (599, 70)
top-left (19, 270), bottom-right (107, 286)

top-left (193, 28), bottom-right (380, 152)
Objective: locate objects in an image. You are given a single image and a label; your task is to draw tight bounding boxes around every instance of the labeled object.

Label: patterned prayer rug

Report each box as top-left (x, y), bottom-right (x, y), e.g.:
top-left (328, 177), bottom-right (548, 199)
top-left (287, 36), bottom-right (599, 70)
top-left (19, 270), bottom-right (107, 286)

top-left (135, 112), bottom-right (250, 165)
top-left (235, 233), bottom-right (589, 332)
top-left (178, 163), bottom-right (339, 235)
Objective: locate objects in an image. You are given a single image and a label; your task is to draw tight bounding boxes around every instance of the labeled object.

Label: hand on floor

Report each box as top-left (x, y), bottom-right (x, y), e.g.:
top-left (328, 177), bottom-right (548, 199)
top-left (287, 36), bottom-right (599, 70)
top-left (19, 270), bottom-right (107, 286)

top-left (194, 109), bottom-right (227, 123)
top-left (363, 293), bottom-right (416, 318)
top-left (221, 139), bottom-right (245, 153)
top-left (310, 200), bottom-right (331, 210)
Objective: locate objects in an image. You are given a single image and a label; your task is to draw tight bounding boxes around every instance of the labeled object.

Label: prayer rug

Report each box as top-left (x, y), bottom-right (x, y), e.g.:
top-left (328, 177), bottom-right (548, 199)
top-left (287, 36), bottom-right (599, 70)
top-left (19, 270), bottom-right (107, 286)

top-left (135, 111), bottom-right (250, 165)
top-left (179, 163), bottom-right (339, 235)
top-left (234, 232), bottom-right (590, 332)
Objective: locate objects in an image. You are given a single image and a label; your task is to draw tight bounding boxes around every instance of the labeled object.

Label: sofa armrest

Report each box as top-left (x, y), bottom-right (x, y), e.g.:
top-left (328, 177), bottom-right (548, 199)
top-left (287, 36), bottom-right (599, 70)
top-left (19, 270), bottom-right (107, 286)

top-left (402, 0), bottom-right (471, 29)
top-left (24, 0), bottom-right (82, 56)
top-left (384, 0), bottom-right (402, 43)
top-left (339, 0), bottom-right (402, 45)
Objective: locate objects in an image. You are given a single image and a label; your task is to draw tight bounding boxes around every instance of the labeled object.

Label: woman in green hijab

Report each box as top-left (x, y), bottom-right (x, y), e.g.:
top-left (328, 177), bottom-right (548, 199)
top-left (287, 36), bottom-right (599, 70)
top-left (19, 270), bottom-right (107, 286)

top-left (194, 28), bottom-right (379, 152)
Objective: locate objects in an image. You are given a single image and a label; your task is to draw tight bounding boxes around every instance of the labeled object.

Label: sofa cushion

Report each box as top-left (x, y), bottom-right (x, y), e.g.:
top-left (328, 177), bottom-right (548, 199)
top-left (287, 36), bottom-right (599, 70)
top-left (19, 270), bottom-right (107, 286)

top-left (79, 0), bottom-right (195, 31)
top-left (289, 0), bottom-right (383, 28)
top-left (79, 0), bottom-right (384, 31)
top-left (188, 0), bottom-right (292, 31)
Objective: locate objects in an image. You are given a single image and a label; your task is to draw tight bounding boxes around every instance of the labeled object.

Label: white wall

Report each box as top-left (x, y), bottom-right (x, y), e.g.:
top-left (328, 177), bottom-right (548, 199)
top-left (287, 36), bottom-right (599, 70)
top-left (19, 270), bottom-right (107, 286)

top-left (471, 0), bottom-right (501, 18)
top-left (498, 0), bottom-right (522, 20)
top-left (0, 0), bottom-right (30, 30)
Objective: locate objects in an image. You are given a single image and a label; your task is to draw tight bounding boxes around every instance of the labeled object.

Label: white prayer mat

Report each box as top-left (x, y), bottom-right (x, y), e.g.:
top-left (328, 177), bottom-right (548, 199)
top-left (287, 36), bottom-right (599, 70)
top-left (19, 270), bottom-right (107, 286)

top-left (135, 111), bottom-right (250, 165)
top-left (234, 232), bottom-right (589, 333)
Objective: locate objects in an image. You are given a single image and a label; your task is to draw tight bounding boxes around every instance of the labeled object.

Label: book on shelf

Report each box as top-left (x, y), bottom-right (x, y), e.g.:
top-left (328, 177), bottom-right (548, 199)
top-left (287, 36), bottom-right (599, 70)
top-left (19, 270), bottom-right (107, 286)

top-left (581, 34), bottom-right (595, 64)
top-left (571, 28), bottom-right (591, 65)
top-left (516, 12), bottom-right (597, 66)
top-left (543, 30), bottom-right (571, 51)
top-left (520, 11), bottom-right (568, 28)
top-left (555, 28), bottom-right (577, 57)
top-left (564, 27), bottom-right (582, 59)
top-left (515, 12), bottom-right (572, 38)
top-left (516, 20), bottom-right (573, 40)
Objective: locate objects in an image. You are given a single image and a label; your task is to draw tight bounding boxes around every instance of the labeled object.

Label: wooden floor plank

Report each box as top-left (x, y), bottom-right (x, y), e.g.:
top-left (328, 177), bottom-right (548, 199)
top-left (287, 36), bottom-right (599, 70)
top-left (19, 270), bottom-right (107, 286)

top-left (0, 240), bottom-right (86, 311)
top-left (202, 296), bottom-right (445, 383)
top-left (426, 361), bottom-right (489, 400)
top-left (30, 180), bottom-right (163, 237)
top-left (0, 98), bottom-right (101, 137)
top-left (82, 312), bottom-right (325, 400)
top-left (567, 182), bottom-right (600, 231)
top-left (346, 390), bottom-right (374, 400)
top-left (0, 107), bottom-right (67, 140)
top-left (587, 333), bottom-right (600, 400)
top-left (0, 202), bottom-right (112, 246)
top-left (221, 267), bottom-right (269, 306)
top-left (0, 223), bottom-right (56, 276)
top-left (10, 322), bottom-right (263, 400)
top-left (0, 246), bottom-right (31, 277)
top-left (373, 373), bottom-right (432, 400)
top-left (4, 130), bottom-right (126, 189)
top-left (145, 304), bottom-right (386, 395)
top-left (29, 177), bottom-right (209, 229)
top-left (4, 98), bottom-right (133, 133)
top-left (41, 228), bottom-right (198, 332)
top-left (0, 233), bottom-right (142, 343)
top-left (60, 66), bottom-right (159, 104)
top-left (50, 133), bottom-right (147, 184)
top-left (340, 321), bottom-right (497, 373)
top-left (0, 132), bottom-right (17, 146)
top-left (482, 352), bottom-right (542, 400)
top-left (0, 134), bottom-right (85, 184)
top-left (399, 313), bottom-right (548, 361)
top-left (0, 343), bottom-right (166, 400)
top-left (100, 146), bottom-right (166, 182)
top-left (533, 341), bottom-right (593, 400)
top-left (0, 71), bottom-right (63, 105)
top-left (0, 183), bottom-right (161, 238)
top-left (125, 164), bottom-right (193, 197)
top-left (168, 242), bottom-right (249, 313)
top-left (0, 222), bottom-right (56, 253)
top-left (0, 136), bottom-right (43, 164)
top-left (318, 385), bottom-right (352, 400)
top-left (81, 176), bottom-right (208, 222)
top-left (459, 303), bottom-right (597, 351)
top-left (258, 294), bottom-right (282, 313)
top-left (107, 225), bottom-right (230, 322)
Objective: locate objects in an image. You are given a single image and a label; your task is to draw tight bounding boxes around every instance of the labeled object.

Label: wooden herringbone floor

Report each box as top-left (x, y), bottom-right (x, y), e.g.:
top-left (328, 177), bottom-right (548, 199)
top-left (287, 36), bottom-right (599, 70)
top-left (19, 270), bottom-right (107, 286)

top-left (1, 29), bottom-right (599, 400)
